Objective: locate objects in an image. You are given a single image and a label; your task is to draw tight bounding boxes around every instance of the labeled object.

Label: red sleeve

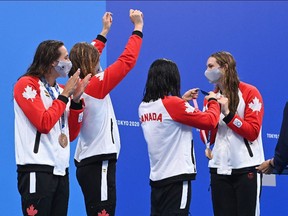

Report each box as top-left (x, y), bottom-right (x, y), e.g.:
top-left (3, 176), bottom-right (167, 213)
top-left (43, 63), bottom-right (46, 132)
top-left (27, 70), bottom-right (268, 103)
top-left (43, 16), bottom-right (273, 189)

top-left (200, 99), bottom-right (218, 144)
top-left (14, 76), bottom-right (67, 134)
top-left (68, 99), bottom-right (84, 142)
top-left (91, 37), bottom-right (106, 55)
top-left (224, 83), bottom-right (264, 141)
top-left (86, 34), bottom-right (143, 99)
top-left (162, 96), bottom-right (220, 130)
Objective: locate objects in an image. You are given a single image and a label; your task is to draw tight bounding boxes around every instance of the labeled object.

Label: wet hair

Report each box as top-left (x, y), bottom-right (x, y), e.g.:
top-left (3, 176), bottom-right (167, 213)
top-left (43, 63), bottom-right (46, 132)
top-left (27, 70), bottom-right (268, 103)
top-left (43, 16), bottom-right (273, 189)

top-left (69, 42), bottom-right (100, 79)
top-left (20, 40), bottom-right (64, 79)
top-left (142, 58), bottom-right (181, 102)
top-left (211, 51), bottom-right (240, 114)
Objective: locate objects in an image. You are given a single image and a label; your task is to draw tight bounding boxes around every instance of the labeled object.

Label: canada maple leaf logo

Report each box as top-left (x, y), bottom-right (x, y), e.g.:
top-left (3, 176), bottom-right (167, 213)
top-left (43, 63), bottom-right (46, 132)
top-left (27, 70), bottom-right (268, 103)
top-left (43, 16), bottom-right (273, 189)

top-left (248, 97), bottom-right (262, 113)
top-left (26, 204), bottom-right (38, 216)
top-left (22, 85), bottom-right (37, 102)
top-left (185, 102), bottom-right (195, 113)
top-left (98, 209), bottom-right (109, 216)
top-left (96, 72), bottom-right (104, 81)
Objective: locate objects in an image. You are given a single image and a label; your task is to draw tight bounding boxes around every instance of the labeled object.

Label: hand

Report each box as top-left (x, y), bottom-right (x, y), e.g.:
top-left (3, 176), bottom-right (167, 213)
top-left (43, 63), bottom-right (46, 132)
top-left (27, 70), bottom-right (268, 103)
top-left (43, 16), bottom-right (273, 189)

top-left (61, 70), bottom-right (81, 98)
top-left (205, 91), bottom-right (217, 101)
top-left (130, 9), bottom-right (144, 32)
top-left (100, 12), bottom-right (113, 37)
top-left (72, 69), bottom-right (92, 103)
top-left (217, 96), bottom-right (229, 116)
top-left (182, 88), bottom-right (199, 101)
top-left (256, 158), bottom-right (274, 174)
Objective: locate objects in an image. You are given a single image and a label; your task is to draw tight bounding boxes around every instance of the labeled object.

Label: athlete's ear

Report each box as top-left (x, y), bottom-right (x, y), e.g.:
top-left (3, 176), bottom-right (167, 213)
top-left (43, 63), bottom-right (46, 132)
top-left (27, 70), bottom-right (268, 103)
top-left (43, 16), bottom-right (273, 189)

top-left (52, 61), bottom-right (58, 67)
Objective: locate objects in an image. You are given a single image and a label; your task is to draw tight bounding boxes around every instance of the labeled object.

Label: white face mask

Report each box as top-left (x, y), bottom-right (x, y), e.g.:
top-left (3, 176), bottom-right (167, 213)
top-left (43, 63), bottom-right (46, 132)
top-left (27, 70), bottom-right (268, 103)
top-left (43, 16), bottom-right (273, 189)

top-left (204, 68), bottom-right (222, 84)
top-left (54, 60), bottom-right (72, 77)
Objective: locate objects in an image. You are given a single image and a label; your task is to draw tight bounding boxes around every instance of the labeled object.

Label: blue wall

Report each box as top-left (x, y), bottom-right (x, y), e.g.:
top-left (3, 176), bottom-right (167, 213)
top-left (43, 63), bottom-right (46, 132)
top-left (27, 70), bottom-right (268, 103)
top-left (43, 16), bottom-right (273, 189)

top-left (1, 1), bottom-right (288, 215)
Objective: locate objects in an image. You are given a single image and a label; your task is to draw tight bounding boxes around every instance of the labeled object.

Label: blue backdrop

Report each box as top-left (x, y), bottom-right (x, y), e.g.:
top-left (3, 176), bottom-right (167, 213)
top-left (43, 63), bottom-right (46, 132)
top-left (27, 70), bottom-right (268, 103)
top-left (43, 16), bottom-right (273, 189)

top-left (1, 1), bottom-right (288, 215)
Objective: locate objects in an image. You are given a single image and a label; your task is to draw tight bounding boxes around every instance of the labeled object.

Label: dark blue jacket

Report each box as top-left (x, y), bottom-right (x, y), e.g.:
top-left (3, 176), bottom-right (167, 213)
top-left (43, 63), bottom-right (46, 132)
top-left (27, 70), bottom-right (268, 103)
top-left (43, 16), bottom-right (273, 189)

top-left (274, 102), bottom-right (288, 173)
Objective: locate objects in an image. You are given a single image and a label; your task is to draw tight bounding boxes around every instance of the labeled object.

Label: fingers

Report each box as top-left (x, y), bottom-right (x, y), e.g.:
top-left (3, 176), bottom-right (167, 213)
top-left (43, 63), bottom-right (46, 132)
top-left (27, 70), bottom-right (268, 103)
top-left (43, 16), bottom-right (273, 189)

top-left (190, 88), bottom-right (199, 99)
top-left (61, 70), bottom-right (80, 98)
top-left (101, 12), bottom-right (113, 37)
top-left (71, 69), bottom-right (80, 79)
top-left (82, 73), bottom-right (92, 88)
top-left (182, 88), bottom-right (199, 101)
top-left (130, 9), bottom-right (143, 18)
top-left (256, 160), bottom-right (274, 174)
top-left (71, 73), bottom-right (91, 103)
top-left (204, 91), bottom-right (217, 101)
top-left (104, 12), bottom-right (113, 22)
top-left (103, 12), bottom-right (113, 19)
top-left (130, 9), bottom-right (144, 23)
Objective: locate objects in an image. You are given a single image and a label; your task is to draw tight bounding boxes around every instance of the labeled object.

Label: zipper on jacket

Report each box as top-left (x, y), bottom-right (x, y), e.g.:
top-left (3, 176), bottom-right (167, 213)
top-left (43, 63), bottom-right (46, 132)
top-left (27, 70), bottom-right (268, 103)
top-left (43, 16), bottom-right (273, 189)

top-left (110, 118), bottom-right (115, 144)
top-left (33, 131), bottom-right (41, 153)
top-left (244, 138), bottom-right (253, 157)
top-left (191, 140), bottom-right (196, 172)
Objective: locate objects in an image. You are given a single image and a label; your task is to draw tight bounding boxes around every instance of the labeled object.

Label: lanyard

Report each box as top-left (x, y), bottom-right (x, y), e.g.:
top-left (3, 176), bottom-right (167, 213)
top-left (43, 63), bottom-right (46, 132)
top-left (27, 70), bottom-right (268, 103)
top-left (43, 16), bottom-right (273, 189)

top-left (41, 77), bottom-right (65, 131)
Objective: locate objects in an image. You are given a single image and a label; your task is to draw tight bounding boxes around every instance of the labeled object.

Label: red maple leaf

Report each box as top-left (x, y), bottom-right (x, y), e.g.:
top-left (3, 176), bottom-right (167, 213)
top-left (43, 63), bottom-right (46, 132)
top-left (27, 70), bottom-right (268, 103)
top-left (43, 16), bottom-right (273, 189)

top-left (26, 204), bottom-right (38, 216)
top-left (98, 209), bottom-right (109, 216)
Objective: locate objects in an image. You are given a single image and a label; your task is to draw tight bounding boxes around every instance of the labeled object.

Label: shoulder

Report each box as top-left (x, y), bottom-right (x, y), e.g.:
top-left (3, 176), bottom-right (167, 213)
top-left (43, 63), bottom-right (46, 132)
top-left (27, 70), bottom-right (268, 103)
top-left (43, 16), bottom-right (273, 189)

top-left (14, 76), bottom-right (40, 89)
top-left (239, 81), bottom-right (259, 91)
top-left (162, 96), bottom-right (189, 112)
top-left (239, 81), bottom-right (261, 95)
top-left (162, 95), bottom-right (183, 104)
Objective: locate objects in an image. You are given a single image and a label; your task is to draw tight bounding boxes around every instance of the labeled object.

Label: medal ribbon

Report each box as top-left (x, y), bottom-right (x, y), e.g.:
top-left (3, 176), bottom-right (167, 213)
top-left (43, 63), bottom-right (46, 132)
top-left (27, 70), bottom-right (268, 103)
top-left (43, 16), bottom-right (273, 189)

top-left (41, 77), bottom-right (65, 132)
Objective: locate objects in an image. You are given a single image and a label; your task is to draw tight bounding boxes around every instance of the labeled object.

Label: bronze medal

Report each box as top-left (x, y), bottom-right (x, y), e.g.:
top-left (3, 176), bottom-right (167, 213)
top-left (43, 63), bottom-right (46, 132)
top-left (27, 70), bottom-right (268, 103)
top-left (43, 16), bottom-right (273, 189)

top-left (58, 133), bottom-right (68, 148)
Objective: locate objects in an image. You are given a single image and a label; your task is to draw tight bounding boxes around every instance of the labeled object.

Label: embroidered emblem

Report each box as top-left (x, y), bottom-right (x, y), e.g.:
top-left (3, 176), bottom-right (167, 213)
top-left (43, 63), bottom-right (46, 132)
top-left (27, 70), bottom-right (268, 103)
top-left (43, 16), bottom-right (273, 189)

top-left (96, 72), bottom-right (104, 81)
top-left (22, 86), bottom-right (37, 102)
top-left (98, 209), bottom-right (109, 216)
top-left (78, 112), bottom-right (83, 123)
top-left (233, 118), bottom-right (242, 128)
top-left (247, 172), bottom-right (254, 179)
top-left (26, 204), bottom-right (38, 216)
top-left (248, 97), bottom-right (262, 113)
top-left (185, 102), bottom-right (195, 113)
top-left (44, 90), bottom-right (50, 98)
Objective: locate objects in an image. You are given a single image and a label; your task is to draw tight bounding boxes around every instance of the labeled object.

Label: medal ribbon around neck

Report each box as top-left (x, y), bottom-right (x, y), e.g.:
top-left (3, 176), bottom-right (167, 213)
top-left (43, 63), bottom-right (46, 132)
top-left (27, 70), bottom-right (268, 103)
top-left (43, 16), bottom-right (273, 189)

top-left (41, 77), bottom-right (67, 147)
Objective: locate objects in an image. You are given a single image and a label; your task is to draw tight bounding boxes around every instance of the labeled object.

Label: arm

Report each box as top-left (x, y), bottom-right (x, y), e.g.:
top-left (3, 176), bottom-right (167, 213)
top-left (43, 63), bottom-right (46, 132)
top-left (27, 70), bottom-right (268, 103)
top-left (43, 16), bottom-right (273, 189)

top-left (163, 96), bottom-right (220, 130)
top-left (14, 76), bottom-right (67, 134)
top-left (68, 100), bottom-right (84, 142)
top-left (200, 92), bottom-right (220, 145)
top-left (91, 12), bottom-right (113, 54)
top-left (86, 9), bottom-right (144, 99)
top-left (222, 84), bottom-right (264, 141)
top-left (273, 102), bottom-right (288, 173)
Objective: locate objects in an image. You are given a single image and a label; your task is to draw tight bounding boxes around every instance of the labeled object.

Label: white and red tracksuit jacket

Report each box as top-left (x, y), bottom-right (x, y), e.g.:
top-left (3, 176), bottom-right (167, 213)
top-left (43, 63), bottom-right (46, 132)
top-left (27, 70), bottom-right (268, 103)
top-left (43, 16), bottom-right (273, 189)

top-left (203, 82), bottom-right (265, 175)
top-left (139, 96), bottom-right (220, 186)
top-left (74, 31), bottom-right (143, 166)
top-left (14, 77), bottom-right (83, 176)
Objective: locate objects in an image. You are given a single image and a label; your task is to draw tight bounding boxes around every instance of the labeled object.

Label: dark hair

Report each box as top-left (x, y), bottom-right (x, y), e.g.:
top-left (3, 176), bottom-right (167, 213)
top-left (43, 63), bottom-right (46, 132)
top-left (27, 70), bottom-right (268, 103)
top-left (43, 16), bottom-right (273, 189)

top-left (20, 40), bottom-right (64, 79)
top-left (142, 58), bottom-right (181, 102)
top-left (69, 42), bottom-right (100, 79)
top-left (211, 51), bottom-right (240, 113)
